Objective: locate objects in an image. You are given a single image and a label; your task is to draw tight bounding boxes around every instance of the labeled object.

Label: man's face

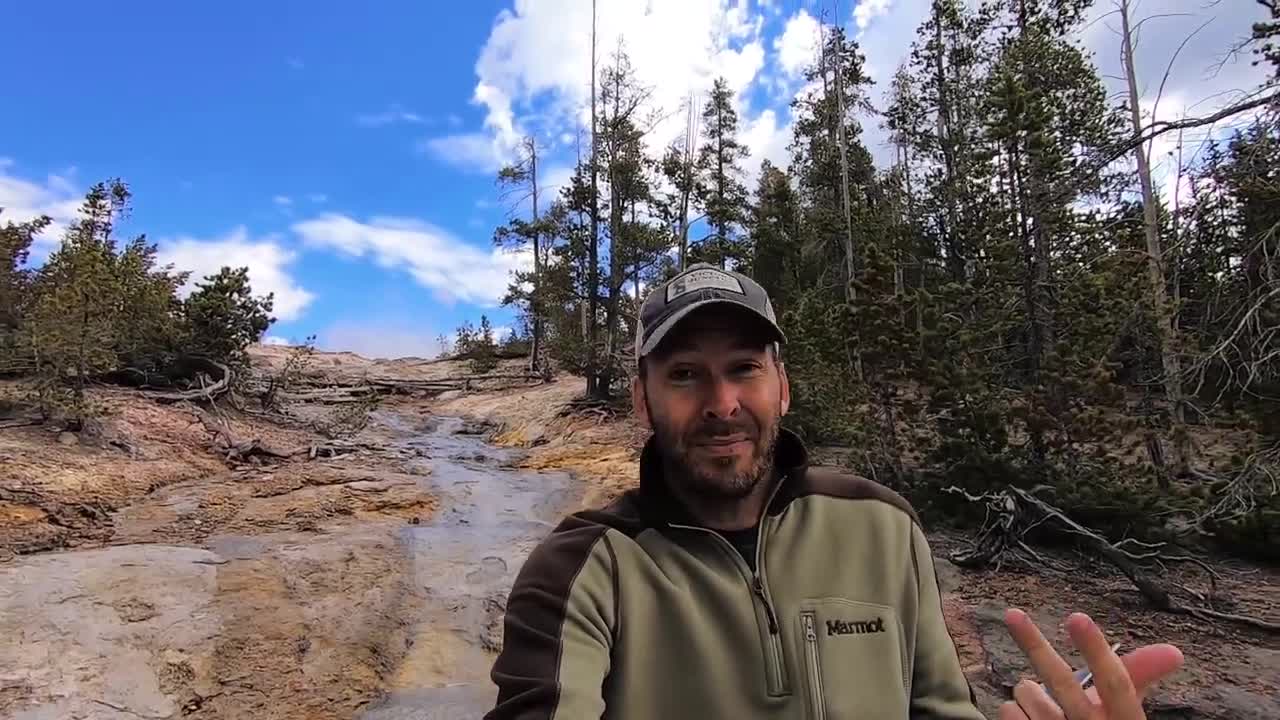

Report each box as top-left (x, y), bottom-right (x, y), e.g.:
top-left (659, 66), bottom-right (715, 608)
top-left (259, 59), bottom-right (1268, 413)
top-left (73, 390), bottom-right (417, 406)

top-left (632, 306), bottom-right (791, 503)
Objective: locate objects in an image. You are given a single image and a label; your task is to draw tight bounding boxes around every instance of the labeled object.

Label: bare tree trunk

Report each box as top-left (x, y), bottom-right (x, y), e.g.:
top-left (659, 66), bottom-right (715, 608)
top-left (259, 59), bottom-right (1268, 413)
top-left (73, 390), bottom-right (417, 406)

top-left (678, 92), bottom-right (698, 271)
top-left (587, 0), bottom-right (602, 400)
top-left (1121, 0), bottom-right (1190, 478)
top-left (833, 6), bottom-right (856, 297)
top-left (932, 2), bottom-right (963, 282)
top-left (601, 61), bottom-right (625, 400)
top-left (529, 137), bottom-right (542, 373)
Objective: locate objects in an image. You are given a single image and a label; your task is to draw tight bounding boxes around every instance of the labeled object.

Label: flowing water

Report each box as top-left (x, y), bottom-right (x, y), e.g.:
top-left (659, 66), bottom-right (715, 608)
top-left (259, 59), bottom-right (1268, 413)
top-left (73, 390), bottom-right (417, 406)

top-left (359, 414), bottom-right (576, 720)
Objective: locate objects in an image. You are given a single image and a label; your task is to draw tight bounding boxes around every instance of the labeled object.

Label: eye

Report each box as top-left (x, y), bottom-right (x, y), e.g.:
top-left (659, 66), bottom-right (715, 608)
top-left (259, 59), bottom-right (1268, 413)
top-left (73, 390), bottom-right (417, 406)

top-left (668, 367), bottom-right (697, 383)
top-left (732, 361), bottom-right (764, 376)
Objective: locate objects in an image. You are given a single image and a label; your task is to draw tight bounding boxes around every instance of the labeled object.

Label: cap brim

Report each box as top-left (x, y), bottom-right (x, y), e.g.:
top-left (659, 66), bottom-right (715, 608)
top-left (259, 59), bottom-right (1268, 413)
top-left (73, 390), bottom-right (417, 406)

top-left (638, 298), bottom-right (786, 359)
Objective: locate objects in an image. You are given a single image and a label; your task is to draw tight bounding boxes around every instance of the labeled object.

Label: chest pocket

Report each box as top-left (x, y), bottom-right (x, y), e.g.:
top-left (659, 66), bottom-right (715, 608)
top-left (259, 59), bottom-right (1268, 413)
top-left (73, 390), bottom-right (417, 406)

top-left (797, 598), bottom-right (909, 720)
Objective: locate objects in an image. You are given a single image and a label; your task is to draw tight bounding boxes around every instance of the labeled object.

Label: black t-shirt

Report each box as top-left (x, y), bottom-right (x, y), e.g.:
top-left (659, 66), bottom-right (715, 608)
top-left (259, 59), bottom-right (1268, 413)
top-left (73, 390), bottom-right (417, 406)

top-left (716, 526), bottom-right (759, 573)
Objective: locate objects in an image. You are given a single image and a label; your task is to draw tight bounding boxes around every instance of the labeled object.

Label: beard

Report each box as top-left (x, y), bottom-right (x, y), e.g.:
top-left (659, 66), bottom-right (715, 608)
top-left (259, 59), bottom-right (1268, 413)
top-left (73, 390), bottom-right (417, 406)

top-left (651, 410), bottom-right (782, 503)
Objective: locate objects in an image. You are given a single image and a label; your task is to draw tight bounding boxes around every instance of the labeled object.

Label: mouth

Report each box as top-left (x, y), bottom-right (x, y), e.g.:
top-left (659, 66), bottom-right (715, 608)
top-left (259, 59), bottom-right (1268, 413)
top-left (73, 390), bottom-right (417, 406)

top-left (693, 435), bottom-right (753, 457)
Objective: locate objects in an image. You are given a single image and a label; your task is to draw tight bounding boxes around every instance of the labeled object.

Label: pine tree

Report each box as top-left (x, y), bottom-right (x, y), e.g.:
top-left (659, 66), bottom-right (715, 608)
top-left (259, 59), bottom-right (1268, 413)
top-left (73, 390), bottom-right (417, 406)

top-left (981, 0), bottom-right (1121, 462)
top-left (113, 236), bottom-right (188, 373)
top-left (184, 266), bottom-right (275, 368)
top-left (24, 181), bottom-right (134, 421)
top-left (597, 45), bottom-right (662, 396)
top-left (495, 136), bottom-right (548, 372)
top-left (0, 211), bottom-right (50, 369)
top-left (693, 77), bottom-right (751, 269)
top-left (749, 160), bottom-right (801, 313)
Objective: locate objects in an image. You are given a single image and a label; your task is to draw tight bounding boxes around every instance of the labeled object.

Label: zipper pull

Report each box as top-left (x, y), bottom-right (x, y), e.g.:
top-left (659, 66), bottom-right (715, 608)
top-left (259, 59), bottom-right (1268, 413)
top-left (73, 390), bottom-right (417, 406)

top-left (802, 613), bottom-right (817, 641)
top-left (753, 576), bottom-right (779, 634)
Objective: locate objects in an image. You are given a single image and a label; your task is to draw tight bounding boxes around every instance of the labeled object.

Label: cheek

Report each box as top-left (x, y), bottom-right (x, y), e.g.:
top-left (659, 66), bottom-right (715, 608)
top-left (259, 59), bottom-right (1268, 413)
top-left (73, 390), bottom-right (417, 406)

top-left (649, 394), bottom-right (699, 436)
top-left (742, 386), bottom-right (783, 420)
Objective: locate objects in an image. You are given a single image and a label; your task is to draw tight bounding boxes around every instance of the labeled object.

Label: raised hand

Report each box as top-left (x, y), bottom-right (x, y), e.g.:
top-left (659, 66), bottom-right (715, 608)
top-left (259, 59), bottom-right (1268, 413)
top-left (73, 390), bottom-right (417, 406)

top-left (999, 609), bottom-right (1185, 720)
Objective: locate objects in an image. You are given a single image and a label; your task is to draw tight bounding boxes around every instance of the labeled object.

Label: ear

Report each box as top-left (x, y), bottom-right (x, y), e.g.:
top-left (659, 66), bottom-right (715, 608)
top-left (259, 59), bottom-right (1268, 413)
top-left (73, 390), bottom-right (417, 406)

top-left (778, 361), bottom-right (791, 417)
top-left (631, 375), bottom-right (652, 429)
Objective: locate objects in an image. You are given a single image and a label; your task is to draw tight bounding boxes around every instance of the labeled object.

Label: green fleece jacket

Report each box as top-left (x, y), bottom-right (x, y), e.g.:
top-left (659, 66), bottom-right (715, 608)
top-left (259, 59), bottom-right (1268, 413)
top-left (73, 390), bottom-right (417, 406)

top-left (484, 429), bottom-right (984, 720)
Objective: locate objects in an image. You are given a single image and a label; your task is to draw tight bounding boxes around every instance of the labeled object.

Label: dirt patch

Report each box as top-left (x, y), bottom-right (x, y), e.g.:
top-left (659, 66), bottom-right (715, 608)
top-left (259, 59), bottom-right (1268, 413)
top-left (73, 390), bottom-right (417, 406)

top-left (929, 531), bottom-right (1280, 719)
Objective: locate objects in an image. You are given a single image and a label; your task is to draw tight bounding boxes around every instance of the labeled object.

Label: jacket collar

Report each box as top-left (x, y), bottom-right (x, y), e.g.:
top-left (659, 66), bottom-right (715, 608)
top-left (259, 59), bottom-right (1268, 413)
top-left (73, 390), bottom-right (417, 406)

top-left (637, 427), bottom-right (810, 528)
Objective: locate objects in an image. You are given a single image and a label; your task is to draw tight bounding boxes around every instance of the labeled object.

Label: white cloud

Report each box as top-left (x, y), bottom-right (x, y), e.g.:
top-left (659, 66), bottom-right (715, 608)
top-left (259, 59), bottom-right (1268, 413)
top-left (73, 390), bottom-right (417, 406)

top-left (308, 193), bottom-right (328, 204)
top-left (541, 164), bottom-right (575, 201)
top-left (457, 0), bottom-right (771, 174)
top-left (318, 321), bottom-right (454, 360)
top-left (356, 104), bottom-right (427, 127)
top-left (287, 57), bottom-right (305, 70)
top-left (262, 335), bottom-right (292, 346)
top-left (740, 107), bottom-right (793, 182)
top-left (775, 9), bottom-right (821, 78)
top-left (420, 132), bottom-right (513, 174)
top-left (156, 227), bottom-right (315, 321)
top-left (854, 0), bottom-right (894, 32)
top-left (273, 195), bottom-right (293, 207)
top-left (293, 212), bottom-right (530, 306)
top-left (0, 164), bottom-right (84, 251)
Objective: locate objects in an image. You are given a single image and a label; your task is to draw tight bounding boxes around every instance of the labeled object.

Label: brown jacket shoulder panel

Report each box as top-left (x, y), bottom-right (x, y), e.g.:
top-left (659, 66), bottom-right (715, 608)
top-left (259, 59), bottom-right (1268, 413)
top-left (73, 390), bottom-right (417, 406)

top-left (486, 514), bottom-right (613, 719)
top-left (787, 466), bottom-right (922, 526)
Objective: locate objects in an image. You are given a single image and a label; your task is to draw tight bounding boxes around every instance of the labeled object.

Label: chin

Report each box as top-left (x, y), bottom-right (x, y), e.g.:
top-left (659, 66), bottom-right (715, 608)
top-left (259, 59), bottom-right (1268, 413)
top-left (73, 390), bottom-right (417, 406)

top-left (691, 463), bottom-right (760, 498)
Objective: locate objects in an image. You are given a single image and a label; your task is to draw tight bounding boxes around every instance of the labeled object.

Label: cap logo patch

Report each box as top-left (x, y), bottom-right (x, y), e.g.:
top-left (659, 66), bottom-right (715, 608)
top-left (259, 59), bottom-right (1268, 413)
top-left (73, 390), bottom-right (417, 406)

top-left (665, 268), bottom-right (745, 302)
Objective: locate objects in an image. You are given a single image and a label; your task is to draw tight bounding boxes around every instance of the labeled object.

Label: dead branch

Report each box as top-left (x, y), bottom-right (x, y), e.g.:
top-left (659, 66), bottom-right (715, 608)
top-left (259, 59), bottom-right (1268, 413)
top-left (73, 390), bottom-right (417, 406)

top-left (142, 361), bottom-right (232, 403)
top-left (1096, 90), bottom-right (1278, 170)
top-left (1190, 286), bottom-right (1280, 398)
top-left (184, 403), bottom-right (361, 466)
top-left (0, 419), bottom-right (41, 430)
top-left (944, 485), bottom-right (1280, 634)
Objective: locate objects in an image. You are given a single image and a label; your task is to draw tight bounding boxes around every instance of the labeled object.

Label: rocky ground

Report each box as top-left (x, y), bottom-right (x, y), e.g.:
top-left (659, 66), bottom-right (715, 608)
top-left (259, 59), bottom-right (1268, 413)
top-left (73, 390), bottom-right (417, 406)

top-left (0, 351), bottom-right (561, 720)
top-left (0, 347), bottom-right (1276, 719)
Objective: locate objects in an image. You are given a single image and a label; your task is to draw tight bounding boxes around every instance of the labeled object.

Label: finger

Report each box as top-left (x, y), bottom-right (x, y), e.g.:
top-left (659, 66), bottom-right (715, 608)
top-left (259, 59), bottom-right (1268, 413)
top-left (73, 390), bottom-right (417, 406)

top-left (1067, 613), bottom-right (1142, 719)
top-left (1118, 644), bottom-right (1185, 695)
top-left (1005, 609), bottom-right (1094, 720)
top-left (1081, 645), bottom-right (1187, 706)
top-left (999, 700), bottom-right (1032, 720)
top-left (1013, 679), bottom-right (1066, 720)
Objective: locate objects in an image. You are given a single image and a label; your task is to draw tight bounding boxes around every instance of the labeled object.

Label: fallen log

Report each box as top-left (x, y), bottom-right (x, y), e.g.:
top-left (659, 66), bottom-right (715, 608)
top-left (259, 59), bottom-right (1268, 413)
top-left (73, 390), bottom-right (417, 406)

top-left (944, 485), bottom-right (1280, 634)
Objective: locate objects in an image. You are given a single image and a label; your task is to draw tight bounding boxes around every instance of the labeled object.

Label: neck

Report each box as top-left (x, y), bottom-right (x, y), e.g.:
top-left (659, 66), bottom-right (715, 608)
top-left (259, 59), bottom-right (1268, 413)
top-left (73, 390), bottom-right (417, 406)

top-left (666, 463), bottom-right (778, 531)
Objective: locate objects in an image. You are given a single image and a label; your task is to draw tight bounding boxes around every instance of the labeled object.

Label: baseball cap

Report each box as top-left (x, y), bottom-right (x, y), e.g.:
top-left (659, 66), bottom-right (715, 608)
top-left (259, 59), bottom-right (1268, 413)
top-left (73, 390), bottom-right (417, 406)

top-left (635, 263), bottom-right (786, 361)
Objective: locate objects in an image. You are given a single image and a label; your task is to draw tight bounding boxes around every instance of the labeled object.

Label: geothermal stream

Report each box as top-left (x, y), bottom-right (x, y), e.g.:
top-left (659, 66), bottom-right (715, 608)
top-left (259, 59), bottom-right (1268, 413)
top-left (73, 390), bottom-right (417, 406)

top-left (361, 414), bottom-right (576, 719)
top-left (0, 412), bottom-right (577, 720)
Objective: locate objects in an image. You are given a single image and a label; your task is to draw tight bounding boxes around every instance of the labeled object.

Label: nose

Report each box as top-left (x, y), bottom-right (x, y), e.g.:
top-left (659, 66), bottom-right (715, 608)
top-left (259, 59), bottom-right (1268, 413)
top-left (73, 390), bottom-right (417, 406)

top-left (701, 376), bottom-right (741, 421)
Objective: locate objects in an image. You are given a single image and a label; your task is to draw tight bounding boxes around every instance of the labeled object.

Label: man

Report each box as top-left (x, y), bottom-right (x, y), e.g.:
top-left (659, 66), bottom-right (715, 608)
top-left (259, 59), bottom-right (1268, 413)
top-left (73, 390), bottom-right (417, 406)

top-left (485, 264), bottom-right (1183, 720)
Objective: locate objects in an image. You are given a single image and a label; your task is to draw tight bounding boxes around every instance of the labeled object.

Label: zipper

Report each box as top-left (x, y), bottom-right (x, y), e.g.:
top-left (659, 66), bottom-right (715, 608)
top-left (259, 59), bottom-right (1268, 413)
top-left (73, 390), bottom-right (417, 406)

top-left (802, 612), bottom-right (827, 720)
top-left (670, 519), bottom-right (789, 695)
top-left (752, 576), bottom-right (779, 633)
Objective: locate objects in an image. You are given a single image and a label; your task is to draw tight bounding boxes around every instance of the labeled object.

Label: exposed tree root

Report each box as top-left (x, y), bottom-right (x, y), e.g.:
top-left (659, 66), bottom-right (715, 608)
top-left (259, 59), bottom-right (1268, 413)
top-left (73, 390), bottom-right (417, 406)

top-left (944, 485), bottom-right (1280, 634)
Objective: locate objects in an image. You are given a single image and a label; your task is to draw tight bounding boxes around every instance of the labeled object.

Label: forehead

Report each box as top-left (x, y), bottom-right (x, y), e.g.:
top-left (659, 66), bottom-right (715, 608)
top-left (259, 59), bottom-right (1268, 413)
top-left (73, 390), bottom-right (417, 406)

top-left (650, 305), bottom-right (774, 358)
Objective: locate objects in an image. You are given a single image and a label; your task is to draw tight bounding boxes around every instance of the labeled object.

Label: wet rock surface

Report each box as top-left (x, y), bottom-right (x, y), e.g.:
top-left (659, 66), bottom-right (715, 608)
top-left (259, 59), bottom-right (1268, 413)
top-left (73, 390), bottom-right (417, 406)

top-left (0, 412), bottom-right (576, 720)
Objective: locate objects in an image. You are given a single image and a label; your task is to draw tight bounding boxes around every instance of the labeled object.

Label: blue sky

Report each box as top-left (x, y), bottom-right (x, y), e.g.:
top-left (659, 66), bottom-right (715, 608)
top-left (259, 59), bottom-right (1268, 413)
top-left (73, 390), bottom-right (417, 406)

top-left (1, 0), bottom-right (1265, 358)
